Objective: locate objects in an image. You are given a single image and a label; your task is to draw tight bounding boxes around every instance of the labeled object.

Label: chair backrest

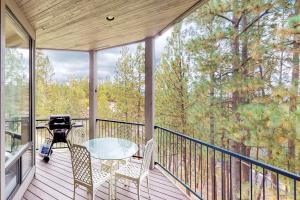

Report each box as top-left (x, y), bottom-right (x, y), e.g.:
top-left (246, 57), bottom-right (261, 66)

top-left (70, 127), bottom-right (86, 145)
top-left (70, 144), bottom-right (93, 187)
top-left (140, 139), bottom-right (154, 176)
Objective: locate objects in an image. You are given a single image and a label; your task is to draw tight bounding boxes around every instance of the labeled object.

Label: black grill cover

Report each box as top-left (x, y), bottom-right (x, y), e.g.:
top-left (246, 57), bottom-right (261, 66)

top-left (48, 115), bottom-right (72, 130)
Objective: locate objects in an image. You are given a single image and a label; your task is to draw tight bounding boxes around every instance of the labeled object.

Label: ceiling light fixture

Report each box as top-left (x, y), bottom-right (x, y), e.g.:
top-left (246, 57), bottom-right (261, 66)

top-left (106, 16), bottom-right (115, 21)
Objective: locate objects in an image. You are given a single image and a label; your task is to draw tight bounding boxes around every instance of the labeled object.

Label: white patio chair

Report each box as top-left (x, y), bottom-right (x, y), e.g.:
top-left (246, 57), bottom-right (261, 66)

top-left (70, 144), bottom-right (112, 200)
top-left (115, 139), bottom-right (154, 200)
top-left (70, 127), bottom-right (87, 145)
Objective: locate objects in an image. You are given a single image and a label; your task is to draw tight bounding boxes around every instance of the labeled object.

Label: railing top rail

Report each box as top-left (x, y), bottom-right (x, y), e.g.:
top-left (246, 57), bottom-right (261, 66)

top-left (155, 125), bottom-right (300, 181)
top-left (96, 118), bottom-right (145, 126)
top-left (5, 120), bottom-right (23, 123)
top-left (36, 117), bottom-right (89, 121)
top-left (35, 118), bottom-right (142, 126)
top-left (5, 130), bottom-right (21, 138)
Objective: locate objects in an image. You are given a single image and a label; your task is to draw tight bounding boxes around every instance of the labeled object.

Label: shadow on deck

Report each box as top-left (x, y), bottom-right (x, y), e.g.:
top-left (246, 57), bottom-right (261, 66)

top-left (22, 149), bottom-right (189, 200)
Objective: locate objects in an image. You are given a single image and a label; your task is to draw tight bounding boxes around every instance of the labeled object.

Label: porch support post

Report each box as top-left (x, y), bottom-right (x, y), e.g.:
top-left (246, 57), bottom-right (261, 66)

top-left (0, 0), bottom-right (5, 198)
top-left (144, 37), bottom-right (155, 169)
top-left (89, 50), bottom-right (97, 139)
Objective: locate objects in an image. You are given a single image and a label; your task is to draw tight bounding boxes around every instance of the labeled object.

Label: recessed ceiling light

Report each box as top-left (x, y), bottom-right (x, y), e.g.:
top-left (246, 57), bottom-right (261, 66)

top-left (106, 16), bottom-right (115, 21)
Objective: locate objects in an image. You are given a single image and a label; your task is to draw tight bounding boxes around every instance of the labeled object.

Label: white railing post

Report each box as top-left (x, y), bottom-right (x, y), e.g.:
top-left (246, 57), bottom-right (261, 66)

top-left (145, 37), bottom-right (155, 169)
top-left (89, 50), bottom-right (97, 140)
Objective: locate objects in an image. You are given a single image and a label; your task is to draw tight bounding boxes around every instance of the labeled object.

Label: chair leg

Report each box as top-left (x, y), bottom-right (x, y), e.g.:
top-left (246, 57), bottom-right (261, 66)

top-left (146, 176), bottom-right (151, 199)
top-left (109, 177), bottom-right (112, 200)
top-left (137, 181), bottom-right (141, 200)
top-left (125, 179), bottom-right (129, 187)
top-left (114, 177), bottom-right (117, 200)
top-left (73, 184), bottom-right (76, 200)
top-left (91, 191), bottom-right (95, 200)
top-left (87, 189), bottom-right (94, 200)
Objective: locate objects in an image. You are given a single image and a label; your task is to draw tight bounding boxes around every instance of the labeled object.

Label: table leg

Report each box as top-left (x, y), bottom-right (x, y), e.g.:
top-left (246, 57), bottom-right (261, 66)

top-left (107, 160), bottom-right (117, 200)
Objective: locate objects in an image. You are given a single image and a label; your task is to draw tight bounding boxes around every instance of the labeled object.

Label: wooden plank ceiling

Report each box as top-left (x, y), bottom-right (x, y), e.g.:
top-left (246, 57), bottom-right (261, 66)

top-left (15, 0), bottom-right (199, 51)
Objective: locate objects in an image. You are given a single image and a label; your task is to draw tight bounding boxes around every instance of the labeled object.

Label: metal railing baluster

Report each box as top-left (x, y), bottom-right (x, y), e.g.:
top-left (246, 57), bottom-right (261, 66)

top-left (251, 163), bottom-right (253, 200)
top-left (276, 173), bottom-right (279, 200)
top-left (263, 168), bottom-right (265, 200)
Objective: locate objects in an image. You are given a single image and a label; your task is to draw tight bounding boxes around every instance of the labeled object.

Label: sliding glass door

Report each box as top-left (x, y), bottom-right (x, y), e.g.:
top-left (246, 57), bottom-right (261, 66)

top-left (4, 10), bottom-right (33, 199)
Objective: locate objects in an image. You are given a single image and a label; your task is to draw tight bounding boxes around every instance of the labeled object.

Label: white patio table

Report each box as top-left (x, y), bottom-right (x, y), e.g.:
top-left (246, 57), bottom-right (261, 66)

top-left (84, 137), bottom-right (138, 199)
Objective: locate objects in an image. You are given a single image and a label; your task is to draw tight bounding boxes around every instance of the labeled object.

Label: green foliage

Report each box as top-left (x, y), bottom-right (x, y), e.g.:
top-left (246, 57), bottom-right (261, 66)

top-left (36, 50), bottom-right (89, 118)
top-left (156, 24), bottom-right (194, 134)
top-left (155, 0), bottom-right (300, 173)
top-left (101, 44), bottom-right (145, 122)
top-left (5, 48), bottom-right (29, 119)
top-left (34, 0), bottom-right (300, 175)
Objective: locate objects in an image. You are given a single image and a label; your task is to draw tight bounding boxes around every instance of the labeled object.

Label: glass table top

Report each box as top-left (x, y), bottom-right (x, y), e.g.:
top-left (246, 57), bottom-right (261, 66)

top-left (84, 137), bottom-right (138, 160)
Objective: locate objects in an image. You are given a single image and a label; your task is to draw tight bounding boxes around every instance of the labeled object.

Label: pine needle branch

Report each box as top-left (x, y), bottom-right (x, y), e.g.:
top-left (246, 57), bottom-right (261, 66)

top-left (239, 9), bottom-right (271, 35)
top-left (215, 13), bottom-right (235, 24)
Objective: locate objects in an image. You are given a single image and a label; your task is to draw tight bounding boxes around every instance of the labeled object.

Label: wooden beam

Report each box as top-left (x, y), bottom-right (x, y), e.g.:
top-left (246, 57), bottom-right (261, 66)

top-left (144, 37), bottom-right (155, 169)
top-left (89, 50), bottom-right (97, 140)
top-left (93, 38), bottom-right (145, 51)
top-left (0, 0), bottom-right (5, 198)
top-left (37, 47), bottom-right (88, 53)
top-left (6, 0), bottom-right (36, 40)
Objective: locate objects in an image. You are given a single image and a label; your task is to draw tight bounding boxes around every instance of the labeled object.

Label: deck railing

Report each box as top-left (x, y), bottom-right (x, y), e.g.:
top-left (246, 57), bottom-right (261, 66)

top-left (5, 120), bottom-right (22, 152)
top-left (35, 118), bottom-right (89, 149)
top-left (35, 118), bottom-right (145, 157)
top-left (33, 118), bottom-right (300, 199)
top-left (155, 125), bottom-right (300, 200)
top-left (96, 119), bottom-right (145, 158)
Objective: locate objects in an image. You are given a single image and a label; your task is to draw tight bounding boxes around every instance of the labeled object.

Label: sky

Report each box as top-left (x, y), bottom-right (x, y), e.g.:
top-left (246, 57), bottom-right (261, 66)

top-left (39, 29), bottom-right (172, 84)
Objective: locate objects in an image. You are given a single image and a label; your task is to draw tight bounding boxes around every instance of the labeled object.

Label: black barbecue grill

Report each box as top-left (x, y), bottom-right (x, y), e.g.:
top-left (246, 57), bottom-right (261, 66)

top-left (36, 115), bottom-right (82, 162)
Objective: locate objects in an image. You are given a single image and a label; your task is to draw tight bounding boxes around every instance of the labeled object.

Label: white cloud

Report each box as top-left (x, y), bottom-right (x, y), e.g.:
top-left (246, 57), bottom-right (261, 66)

top-left (40, 49), bottom-right (89, 83)
top-left (97, 42), bottom-right (144, 82)
top-left (38, 33), bottom-right (171, 83)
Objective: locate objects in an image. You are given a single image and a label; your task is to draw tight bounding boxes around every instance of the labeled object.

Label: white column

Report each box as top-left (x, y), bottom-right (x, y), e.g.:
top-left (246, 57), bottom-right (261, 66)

top-left (0, 0), bottom-right (5, 198)
top-left (31, 40), bottom-right (36, 165)
top-left (89, 50), bottom-right (97, 140)
top-left (144, 37), bottom-right (155, 169)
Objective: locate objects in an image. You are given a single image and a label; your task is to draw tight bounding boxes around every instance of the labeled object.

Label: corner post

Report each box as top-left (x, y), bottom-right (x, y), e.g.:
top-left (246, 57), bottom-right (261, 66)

top-left (0, 0), bottom-right (5, 198)
top-left (89, 50), bottom-right (97, 140)
top-left (31, 39), bottom-right (36, 166)
top-left (144, 37), bottom-right (155, 169)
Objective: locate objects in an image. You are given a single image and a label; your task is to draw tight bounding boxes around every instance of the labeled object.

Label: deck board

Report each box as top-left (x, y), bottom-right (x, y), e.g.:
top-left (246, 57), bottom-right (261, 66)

top-left (23, 149), bottom-right (189, 200)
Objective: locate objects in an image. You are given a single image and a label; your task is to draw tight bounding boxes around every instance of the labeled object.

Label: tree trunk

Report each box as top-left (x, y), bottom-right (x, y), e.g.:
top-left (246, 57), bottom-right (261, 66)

top-left (231, 5), bottom-right (241, 198)
top-left (209, 73), bottom-right (216, 200)
top-left (288, 0), bottom-right (299, 172)
top-left (241, 144), bottom-right (251, 182)
top-left (240, 14), bottom-right (251, 189)
top-left (231, 141), bottom-right (241, 200)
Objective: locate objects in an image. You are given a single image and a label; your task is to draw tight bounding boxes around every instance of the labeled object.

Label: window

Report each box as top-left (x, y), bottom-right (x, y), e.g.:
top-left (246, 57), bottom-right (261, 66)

top-left (5, 12), bottom-right (30, 162)
top-left (4, 10), bottom-right (33, 199)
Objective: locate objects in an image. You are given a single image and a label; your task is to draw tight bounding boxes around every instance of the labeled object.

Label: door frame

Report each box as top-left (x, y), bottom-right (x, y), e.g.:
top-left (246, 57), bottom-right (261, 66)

top-left (0, 1), bottom-right (36, 199)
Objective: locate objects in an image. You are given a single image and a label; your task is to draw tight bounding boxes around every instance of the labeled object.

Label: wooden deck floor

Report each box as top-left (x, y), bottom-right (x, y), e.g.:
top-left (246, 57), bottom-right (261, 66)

top-left (22, 149), bottom-right (189, 200)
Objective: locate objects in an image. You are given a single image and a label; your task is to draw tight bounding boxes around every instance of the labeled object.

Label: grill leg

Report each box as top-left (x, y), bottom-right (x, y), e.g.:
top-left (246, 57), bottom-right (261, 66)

top-left (47, 140), bottom-right (55, 157)
top-left (66, 139), bottom-right (71, 150)
top-left (43, 139), bottom-right (55, 162)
